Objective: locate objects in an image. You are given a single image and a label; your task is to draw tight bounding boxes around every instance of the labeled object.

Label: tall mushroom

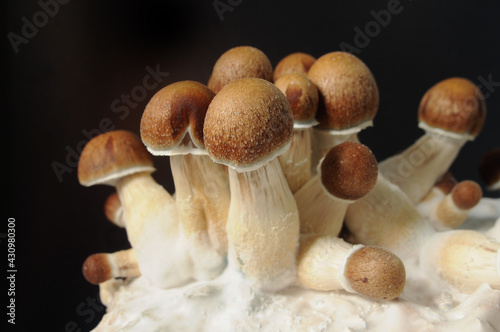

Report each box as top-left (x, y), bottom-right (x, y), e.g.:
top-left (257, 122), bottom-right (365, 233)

top-left (274, 73), bottom-right (319, 193)
top-left (273, 52), bottom-right (316, 82)
top-left (140, 80), bottom-right (230, 281)
top-left (207, 46), bottom-right (273, 94)
top-left (295, 142), bottom-right (378, 237)
top-left (78, 130), bottom-right (193, 288)
top-left (204, 77), bottom-right (299, 292)
top-left (307, 51), bottom-right (379, 173)
top-left (379, 77), bottom-right (486, 204)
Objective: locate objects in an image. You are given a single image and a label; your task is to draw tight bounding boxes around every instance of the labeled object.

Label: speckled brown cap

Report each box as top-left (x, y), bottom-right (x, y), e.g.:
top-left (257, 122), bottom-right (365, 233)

top-left (204, 78), bottom-right (294, 171)
top-left (451, 180), bottom-right (482, 210)
top-left (274, 73), bottom-right (319, 125)
top-left (140, 80), bottom-right (215, 155)
top-left (207, 46), bottom-right (274, 94)
top-left (82, 253), bottom-right (113, 285)
top-left (478, 148), bottom-right (500, 190)
top-left (320, 142), bottom-right (378, 201)
top-left (418, 77), bottom-right (486, 138)
top-left (344, 246), bottom-right (406, 301)
top-left (78, 130), bottom-right (155, 187)
top-left (273, 52), bottom-right (316, 82)
top-left (307, 52), bottom-right (379, 130)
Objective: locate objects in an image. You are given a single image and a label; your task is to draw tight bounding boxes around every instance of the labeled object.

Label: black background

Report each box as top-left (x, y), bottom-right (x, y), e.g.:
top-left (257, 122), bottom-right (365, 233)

top-left (4, 0), bottom-right (500, 330)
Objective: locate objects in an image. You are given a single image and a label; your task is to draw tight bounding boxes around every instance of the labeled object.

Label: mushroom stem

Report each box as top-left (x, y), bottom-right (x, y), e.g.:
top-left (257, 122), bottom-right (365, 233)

top-left (226, 158), bottom-right (300, 292)
top-left (296, 234), bottom-right (406, 301)
top-left (82, 248), bottom-right (140, 285)
top-left (419, 230), bottom-right (500, 292)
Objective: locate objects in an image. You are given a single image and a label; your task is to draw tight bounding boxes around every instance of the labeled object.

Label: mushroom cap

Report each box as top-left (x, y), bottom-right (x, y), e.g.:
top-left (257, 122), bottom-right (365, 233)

top-left (78, 130), bottom-right (155, 187)
top-left (478, 148), bottom-right (500, 190)
top-left (307, 51), bottom-right (379, 131)
top-left (207, 46), bottom-right (273, 94)
top-left (435, 172), bottom-right (458, 195)
top-left (418, 77), bottom-right (486, 139)
top-left (320, 142), bottom-right (378, 201)
top-left (82, 253), bottom-right (112, 285)
top-left (344, 246), bottom-right (406, 301)
top-left (451, 180), bottom-right (482, 210)
top-left (140, 80), bottom-right (215, 155)
top-left (273, 52), bottom-right (316, 82)
top-left (274, 73), bottom-right (319, 125)
top-left (104, 192), bottom-right (124, 227)
top-left (204, 78), bottom-right (294, 171)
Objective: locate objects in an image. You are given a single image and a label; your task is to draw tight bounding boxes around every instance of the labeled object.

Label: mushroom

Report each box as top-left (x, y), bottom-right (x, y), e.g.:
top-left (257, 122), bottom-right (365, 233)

top-left (140, 80), bottom-right (230, 281)
top-left (295, 234), bottom-right (406, 301)
top-left (82, 248), bottom-right (140, 285)
top-left (307, 51), bottom-right (379, 173)
top-left (207, 46), bottom-right (273, 94)
top-left (78, 130), bottom-right (193, 288)
top-left (273, 52), bottom-right (316, 82)
top-left (274, 73), bottom-right (319, 193)
top-left (295, 142), bottom-right (378, 237)
top-left (379, 77), bottom-right (486, 204)
top-left (104, 192), bottom-right (125, 228)
top-left (203, 77), bottom-right (299, 292)
top-left (418, 177), bottom-right (483, 230)
top-left (478, 148), bottom-right (500, 191)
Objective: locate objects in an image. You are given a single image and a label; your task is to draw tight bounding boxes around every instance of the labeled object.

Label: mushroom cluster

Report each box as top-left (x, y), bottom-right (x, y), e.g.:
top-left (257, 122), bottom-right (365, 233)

top-left (78, 46), bottom-right (500, 330)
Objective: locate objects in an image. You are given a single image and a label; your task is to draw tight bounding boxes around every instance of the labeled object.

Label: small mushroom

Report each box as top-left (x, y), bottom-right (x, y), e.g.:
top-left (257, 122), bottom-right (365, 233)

top-left (478, 148), bottom-right (500, 191)
top-left (204, 77), bottom-right (299, 292)
top-left (295, 234), bottom-right (406, 301)
top-left (273, 52), bottom-right (316, 82)
top-left (207, 46), bottom-right (273, 94)
top-left (379, 77), bottom-right (486, 204)
top-left (274, 73), bottom-right (319, 193)
top-left (307, 51), bottom-right (379, 173)
top-left (295, 142), bottom-right (378, 237)
top-left (104, 192), bottom-right (125, 228)
top-left (140, 80), bottom-right (230, 281)
top-left (82, 248), bottom-right (140, 285)
top-left (78, 130), bottom-right (193, 288)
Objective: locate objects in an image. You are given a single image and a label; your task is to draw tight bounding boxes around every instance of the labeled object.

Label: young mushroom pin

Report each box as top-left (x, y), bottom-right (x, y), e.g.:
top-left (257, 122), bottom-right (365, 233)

top-left (104, 192), bottom-right (125, 228)
top-left (82, 248), bottom-right (140, 285)
top-left (379, 77), bottom-right (486, 204)
top-left (203, 77), bottom-right (299, 292)
top-left (78, 130), bottom-right (193, 289)
top-left (295, 142), bottom-right (378, 237)
top-left (274, 73), bottom-right (319, 193)
top-left (273, 52), bottom-right (316, 82)
top-left (307, 51), bottom-right (379, 173)
top-left (140, 80), bottom-right (230, 281)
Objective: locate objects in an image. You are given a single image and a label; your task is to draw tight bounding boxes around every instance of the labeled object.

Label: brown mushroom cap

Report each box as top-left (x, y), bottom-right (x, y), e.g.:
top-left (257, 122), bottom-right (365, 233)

top-left (451, 180), bottom-right (482, 210)
top-left (207, 46), bottom-right (273, 94)
top-left (418, 77), bottom-right (486, 138)
top-left (78, 130), bottom-right (155, 187)
top-left (344, 246), bottom-right (406, 301)
top-left (434, 172), bottom-right (458, 195)
top-left (320, 142), bottom-right (378, 201)
top-left (82, 253), bottom-right (112, 285)
top-left (104, 192), bottom-right (124, 227)
top-left (140, 80), bottom-right (215, 155)
top-left (307, 52), bottom-right (379, 130)
top-left (273, 52), bottom-right (316, 82)
top-left (478, 148), bottom-right (500, 190)
top-left (204, 78), bottom-right (294, 171)
top-left (274, 73), bottom-right (319, 125)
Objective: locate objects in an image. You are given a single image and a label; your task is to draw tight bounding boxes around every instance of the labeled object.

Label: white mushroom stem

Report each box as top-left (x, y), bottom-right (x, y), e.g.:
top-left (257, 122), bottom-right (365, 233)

top-left (99, 278), bottom-right (125, 308)
top-left (116, 171), bottom-right (194, 289)
top-left (278, 127), bottom-right (313, 193)
top-left (226, 158), bottom-right (300, 292)
top-left (419, 230), bottom-right (500, 293)
top-left (170, 152), bottom-right (230, 280)
top-left (295, 175), bottom-right (350, 237)
top-left (379, 128), bottom-right (468, 204)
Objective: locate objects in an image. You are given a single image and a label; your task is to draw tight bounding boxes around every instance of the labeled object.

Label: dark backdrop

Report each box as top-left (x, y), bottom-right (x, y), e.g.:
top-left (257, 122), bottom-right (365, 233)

top-left (4, 0), bottom-right (500, 330)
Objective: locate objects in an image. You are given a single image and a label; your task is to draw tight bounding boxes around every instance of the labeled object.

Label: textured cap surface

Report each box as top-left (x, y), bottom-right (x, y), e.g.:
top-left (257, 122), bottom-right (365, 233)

top-left (320, 142), bottom-right (378, 200)
top-left (273, 52), bottom-right (316, 81)
top-left (207, 46), bottom-right (273, 94)
top-left (418, 77), bottom-right (486, 137)
top-left (140, 80), bottom-right (215, 154)
top-left (307, 52), bottom-right (379, 130)
top-left (274, 73), bottom-right (319, 124)
top-left (451, 180), bottom-right (482, 210)
top-left (204, 78), bottom-right (294, 170)
top-left (78, 130), bottom-right (155, 186)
